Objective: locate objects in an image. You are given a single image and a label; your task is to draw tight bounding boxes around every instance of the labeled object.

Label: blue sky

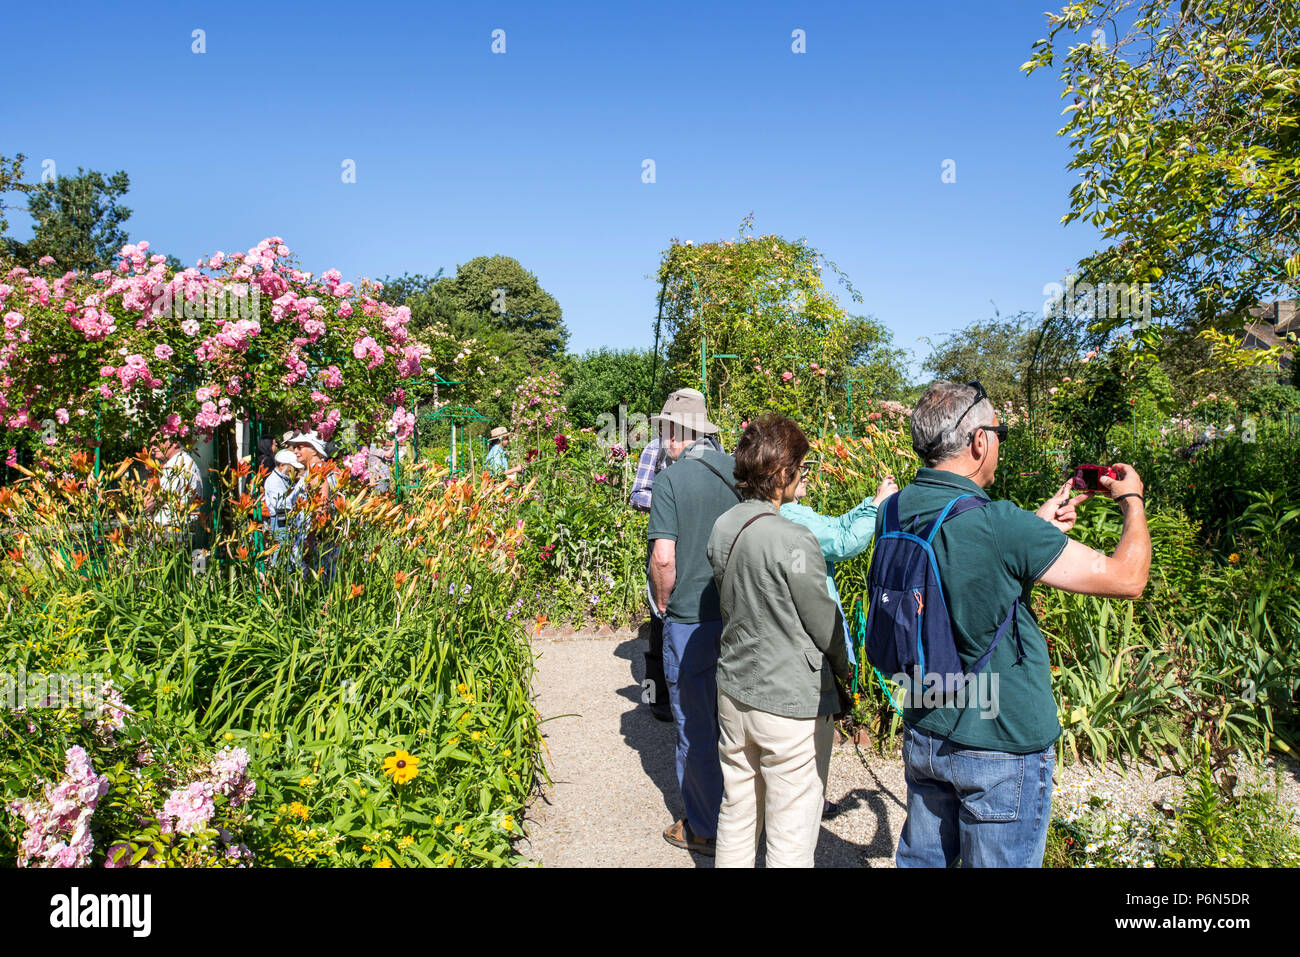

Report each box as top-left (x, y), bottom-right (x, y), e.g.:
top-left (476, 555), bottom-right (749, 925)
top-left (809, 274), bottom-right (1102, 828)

top-left (2, 0), bottom-right (1100, 374)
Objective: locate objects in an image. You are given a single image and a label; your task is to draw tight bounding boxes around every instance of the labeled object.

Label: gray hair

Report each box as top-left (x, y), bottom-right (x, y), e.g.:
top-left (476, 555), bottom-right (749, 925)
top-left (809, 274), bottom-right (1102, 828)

top-left (910, 381), bottom-right (994, 466)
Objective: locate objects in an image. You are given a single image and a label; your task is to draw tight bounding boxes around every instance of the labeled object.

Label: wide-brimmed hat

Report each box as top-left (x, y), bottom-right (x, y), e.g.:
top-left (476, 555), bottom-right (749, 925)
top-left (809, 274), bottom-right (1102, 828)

top-left (650, 388), bottom-right (718, 435)
top-left (274, 449), bottom-right (303, 469)
top-left (489, 426), bottom-right (511, 441)
top-left (287, 430), bottom-right (328, 457)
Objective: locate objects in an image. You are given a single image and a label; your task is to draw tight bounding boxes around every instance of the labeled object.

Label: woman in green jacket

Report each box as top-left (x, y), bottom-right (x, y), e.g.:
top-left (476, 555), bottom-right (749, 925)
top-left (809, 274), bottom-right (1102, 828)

top-left (707, 415), bottom-right (863, 867)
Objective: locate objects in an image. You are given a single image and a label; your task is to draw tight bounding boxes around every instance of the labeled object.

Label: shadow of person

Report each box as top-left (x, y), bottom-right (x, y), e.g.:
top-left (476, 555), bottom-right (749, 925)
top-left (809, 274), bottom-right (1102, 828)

top-left (615, 626), bottom-right (715, 868)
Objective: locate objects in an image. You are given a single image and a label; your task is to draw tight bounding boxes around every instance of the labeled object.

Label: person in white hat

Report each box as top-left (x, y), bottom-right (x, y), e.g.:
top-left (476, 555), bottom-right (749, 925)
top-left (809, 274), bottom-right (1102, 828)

top-left (284, 430), bottom-right (339, 578)
top-left (148, 435), bottom-right (202, 534)
top-left (261, 449), bottom-right (302, 565)
top-left (486, 425), bottom-right (523, 478)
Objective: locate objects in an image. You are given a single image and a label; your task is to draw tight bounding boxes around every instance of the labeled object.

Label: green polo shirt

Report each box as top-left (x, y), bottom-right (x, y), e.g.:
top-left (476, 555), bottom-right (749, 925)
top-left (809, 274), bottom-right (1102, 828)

top-left (647, 442), bottom-right (739, 623)
top-left (876, 468), bottom-right (1068, 753)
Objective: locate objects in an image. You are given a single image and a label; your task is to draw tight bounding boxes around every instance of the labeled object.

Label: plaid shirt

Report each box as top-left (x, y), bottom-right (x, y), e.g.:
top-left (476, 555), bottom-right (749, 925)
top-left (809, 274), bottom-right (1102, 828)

top-left (628, 439), bottom-right (665, 511)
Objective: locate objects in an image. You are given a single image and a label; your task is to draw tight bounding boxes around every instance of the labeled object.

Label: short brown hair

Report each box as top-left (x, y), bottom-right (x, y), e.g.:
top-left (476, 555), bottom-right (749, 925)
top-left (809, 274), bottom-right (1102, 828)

top-left (733, 414), bottom-right (809, 502)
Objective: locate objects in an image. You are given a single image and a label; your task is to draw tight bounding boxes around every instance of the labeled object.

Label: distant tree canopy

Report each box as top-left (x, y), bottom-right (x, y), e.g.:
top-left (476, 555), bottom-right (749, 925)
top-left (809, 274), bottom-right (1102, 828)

top-left (381, 256), bottom-right (569, 426)
top-left (5, 167), bottom-right (132, 274)
top-left (922, 313), bottom-right (1041, 405)
top-left (559, 347), bottom-right (665, 428)
top-left (843, 314), bottom-right (913, 401)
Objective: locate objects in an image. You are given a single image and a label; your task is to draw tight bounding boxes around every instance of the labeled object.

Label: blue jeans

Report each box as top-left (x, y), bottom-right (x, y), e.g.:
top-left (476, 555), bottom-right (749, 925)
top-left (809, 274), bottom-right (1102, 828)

top-left (662, 617), bottom-right (724, 839)
top-left (896, 723), bottom-right (1055, 868)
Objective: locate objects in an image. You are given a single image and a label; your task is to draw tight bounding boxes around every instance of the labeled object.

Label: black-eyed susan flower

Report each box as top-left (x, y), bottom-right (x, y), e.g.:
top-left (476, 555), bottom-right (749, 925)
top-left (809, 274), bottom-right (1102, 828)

top-left (382, 750), bottom-right (419, 784)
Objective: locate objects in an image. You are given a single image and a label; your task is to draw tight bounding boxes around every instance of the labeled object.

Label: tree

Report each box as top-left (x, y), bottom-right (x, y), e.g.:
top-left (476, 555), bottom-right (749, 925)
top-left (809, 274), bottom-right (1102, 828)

top-left (0, 154), bottom-right (39, 244)
top-left (1023, 0), bottom-right (1300, 337)
top-left (922, 313), bottom-right (1041, 405)
top-left (14, 168), bottom-right (132, 273)
top-left (657, 218), bottom-right (862, 435)
top-left (433, 255), bottom-right (568, 363)
top-left (562, 347), bottom-right (664, 427)
top-left (843, 315), bottom-right (912, 401)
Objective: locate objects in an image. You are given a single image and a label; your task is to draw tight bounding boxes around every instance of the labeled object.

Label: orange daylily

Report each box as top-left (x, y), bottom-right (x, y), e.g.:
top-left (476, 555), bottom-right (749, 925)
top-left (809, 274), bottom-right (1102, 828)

top-left (106, 529), bottom-right (124, 547)
top-left (6, 546), bottom-right (23, 564)
top-left (71, 552), bottom-right (88, 571)
top-left (70, 451), bottom-right (92, 474)
top-left (236, 545), bottom-right (250, 561)
top-left (348, 584), bottom-right (364, 600)
top-left (394, 571), bottom-right (411, 588)
top-left (234, 459), bottom-right (252, 478)
top-left (534, 614), bottom-right (549, 635)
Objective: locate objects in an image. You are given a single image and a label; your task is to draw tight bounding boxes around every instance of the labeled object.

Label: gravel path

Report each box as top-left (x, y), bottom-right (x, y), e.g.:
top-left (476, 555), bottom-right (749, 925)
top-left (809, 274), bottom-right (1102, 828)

top-left (520, 626), bottom-right (1300, 868)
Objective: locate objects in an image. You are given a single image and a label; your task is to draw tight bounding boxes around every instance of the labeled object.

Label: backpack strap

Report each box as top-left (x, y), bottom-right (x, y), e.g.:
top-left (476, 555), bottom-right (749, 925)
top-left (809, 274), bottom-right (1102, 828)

top-left (967, 597), bottom-right (1024, 677)
top-left (921, 493), bottom-right (987, 542)
top-left (725, 511), bottom-right (774, 569)
top-left (694, 458), bottom-right (742, 501)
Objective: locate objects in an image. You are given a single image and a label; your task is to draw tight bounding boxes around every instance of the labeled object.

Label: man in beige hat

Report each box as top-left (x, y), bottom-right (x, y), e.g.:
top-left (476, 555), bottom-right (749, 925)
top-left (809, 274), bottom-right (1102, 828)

top-left (646, 387), bottom-right (736, 855)
top-left (486, 426), bottom-right (522, 477)
top-left (631, 389), bottom-right (725, 723)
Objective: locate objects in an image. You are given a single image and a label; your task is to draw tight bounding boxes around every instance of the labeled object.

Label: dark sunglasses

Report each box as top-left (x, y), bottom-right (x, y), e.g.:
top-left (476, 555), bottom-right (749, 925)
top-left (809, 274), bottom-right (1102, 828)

top-left (973, 424), bottom-right (1008, 442)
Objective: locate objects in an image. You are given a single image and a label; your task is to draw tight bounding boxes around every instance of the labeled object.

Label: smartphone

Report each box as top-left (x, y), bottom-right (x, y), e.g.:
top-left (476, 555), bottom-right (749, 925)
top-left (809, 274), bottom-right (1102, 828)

top-left (1071, 464), bottom-right (1115, 491)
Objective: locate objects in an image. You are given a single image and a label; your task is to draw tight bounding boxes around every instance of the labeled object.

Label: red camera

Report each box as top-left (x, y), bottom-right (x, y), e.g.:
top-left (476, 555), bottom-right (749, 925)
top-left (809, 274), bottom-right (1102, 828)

top-left (1071, 464), bottom-right (1117, 491)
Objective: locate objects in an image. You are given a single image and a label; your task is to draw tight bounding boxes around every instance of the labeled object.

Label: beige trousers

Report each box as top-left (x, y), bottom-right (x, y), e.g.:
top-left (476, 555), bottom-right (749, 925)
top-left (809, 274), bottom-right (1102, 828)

top-left (715, 689), bottom-right (833, 868)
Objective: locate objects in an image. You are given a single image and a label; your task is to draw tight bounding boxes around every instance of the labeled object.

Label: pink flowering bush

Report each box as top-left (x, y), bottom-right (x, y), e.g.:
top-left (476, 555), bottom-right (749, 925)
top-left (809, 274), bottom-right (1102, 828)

top-left (0, 238), bottom-right (470, 460)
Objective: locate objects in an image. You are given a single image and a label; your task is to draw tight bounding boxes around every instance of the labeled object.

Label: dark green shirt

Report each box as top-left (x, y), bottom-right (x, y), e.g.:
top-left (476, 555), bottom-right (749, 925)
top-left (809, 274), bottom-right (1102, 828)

top-left (876, 468), bottom-right (1068, 753)
top-left (647, 442), bottom-right (739, 623)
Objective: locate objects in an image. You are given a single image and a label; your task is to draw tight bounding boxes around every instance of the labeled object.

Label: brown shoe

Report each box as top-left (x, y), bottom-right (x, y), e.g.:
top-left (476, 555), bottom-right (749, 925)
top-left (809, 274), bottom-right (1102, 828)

top-left (663, 818), bottom-right (715, 856)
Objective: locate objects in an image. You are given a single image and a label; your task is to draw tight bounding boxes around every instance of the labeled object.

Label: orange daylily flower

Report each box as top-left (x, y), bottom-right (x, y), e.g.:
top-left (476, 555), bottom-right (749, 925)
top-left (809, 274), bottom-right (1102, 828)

top-left (106, 529), bottom-right (124, 547)
top-left (349, 584), bottom-right (364, 600)
top-left (6, 546), bottom-right (23, 564)
top-left (236, 545), bottom-right (250, 561)
top-left (71, 552), bottom-right (88, 571)
top-left (534, 614), bottom-right (549, 634)
top-left (70, 451), bottom-right (92, 474)
top-left (234, 459), bottom-right (252, 478)
top-left (236, 493), bottom-right (255, 513)
top-left (394, 571), bottom-right (411, 588)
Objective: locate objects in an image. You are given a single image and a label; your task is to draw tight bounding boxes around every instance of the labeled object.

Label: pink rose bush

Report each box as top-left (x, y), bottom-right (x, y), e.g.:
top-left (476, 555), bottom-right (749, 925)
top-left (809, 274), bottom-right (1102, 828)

top-left (0, 238), bottom-right (481, 455)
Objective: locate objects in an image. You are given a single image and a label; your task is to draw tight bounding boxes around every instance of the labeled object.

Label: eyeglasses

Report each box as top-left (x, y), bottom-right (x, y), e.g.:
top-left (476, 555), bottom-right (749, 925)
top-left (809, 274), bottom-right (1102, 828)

top-left (974, 424), bottom-right (1008, 442)
top-left (799, 461), bottom-right (813, 477)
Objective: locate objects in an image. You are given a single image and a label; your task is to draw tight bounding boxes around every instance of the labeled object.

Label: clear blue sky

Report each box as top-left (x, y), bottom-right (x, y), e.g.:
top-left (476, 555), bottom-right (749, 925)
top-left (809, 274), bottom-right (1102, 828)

top-left (2, 0), bottom-right (1100, 374)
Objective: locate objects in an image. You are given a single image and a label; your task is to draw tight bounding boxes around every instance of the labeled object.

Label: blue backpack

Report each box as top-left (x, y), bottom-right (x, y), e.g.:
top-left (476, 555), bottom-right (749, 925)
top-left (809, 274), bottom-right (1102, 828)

top-left (864, 493), bottom-right (1022, 700)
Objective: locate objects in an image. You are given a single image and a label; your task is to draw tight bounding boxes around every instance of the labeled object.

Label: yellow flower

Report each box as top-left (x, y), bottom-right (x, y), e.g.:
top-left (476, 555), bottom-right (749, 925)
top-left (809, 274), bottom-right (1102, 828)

top-left (1229, 553), bottom-right (1240, 564)
top-left (398, 835), bottom-right (414, 850)
top-left (299, 776), bottom-right (315, 788)
top-left (471, 731), bottom-right (482, 742)
top-left (448, 736), bottom-right (459, 747)
top-left (160, 684), bottom-right (174, 695)
top-left (261, 731), bottom-right (272, 740)
top-left (223, 732), bottom-right (234, 742)
top-left (500, 814), bottom-right (515, 832)
top-left (382, 750), bottom-right (420, 784)
top-left (503, 748), bottom-right (512, 758)
top-left (362, 844), bottom-right (372, 852)
top-left (375, 857), bottom-right (393, 868)
top-left (453, 824), bottom-right (464, 835)
top-left (434, 815), bottom-right (443, 827)
top-left (456, 683), bottom-right (468, 695)
top-left (288, 801), bottom-right (310, 821)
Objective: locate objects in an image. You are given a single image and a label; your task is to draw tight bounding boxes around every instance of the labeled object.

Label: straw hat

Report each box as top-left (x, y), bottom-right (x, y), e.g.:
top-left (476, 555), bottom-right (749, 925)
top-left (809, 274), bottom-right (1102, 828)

top-left (489, 426), bottom-right (511, 441)
top-left (650, 388), bottom-right (718, 435)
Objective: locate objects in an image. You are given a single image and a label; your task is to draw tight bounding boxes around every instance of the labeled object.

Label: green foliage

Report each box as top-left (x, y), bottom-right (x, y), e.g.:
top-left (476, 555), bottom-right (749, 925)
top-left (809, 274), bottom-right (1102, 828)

top-left (922, 312), bottom-right (1040, 406)
top-left (1024, 0), bottom-right (1300, 333)
top-left (561, 347), bottom-right (664, 427)
top-left (0, 153), bottom-right (40, 242)
top-left (844, 315), bottom-right (913, 402)
top-left (12, 167), bottom-right (132, 274)
top-left (657, 218), bottom-right (861, 436)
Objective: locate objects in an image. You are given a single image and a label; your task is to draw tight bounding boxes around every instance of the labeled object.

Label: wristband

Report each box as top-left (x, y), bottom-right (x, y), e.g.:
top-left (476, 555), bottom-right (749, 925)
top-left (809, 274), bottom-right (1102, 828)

top-left (1114, 492), bottom-right (1144, 505)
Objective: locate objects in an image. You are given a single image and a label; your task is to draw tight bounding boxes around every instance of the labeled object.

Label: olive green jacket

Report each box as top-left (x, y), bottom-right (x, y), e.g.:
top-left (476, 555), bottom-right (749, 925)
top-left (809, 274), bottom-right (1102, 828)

top-left (707, 500), bottom-right (851, 719)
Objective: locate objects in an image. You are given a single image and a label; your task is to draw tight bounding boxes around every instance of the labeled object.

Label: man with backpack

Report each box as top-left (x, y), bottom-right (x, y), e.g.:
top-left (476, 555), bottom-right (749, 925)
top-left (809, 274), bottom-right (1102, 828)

top-left (869, 381), bottom-right (1150, 867)
top-left (647, 389), bottom-right (738, 855)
